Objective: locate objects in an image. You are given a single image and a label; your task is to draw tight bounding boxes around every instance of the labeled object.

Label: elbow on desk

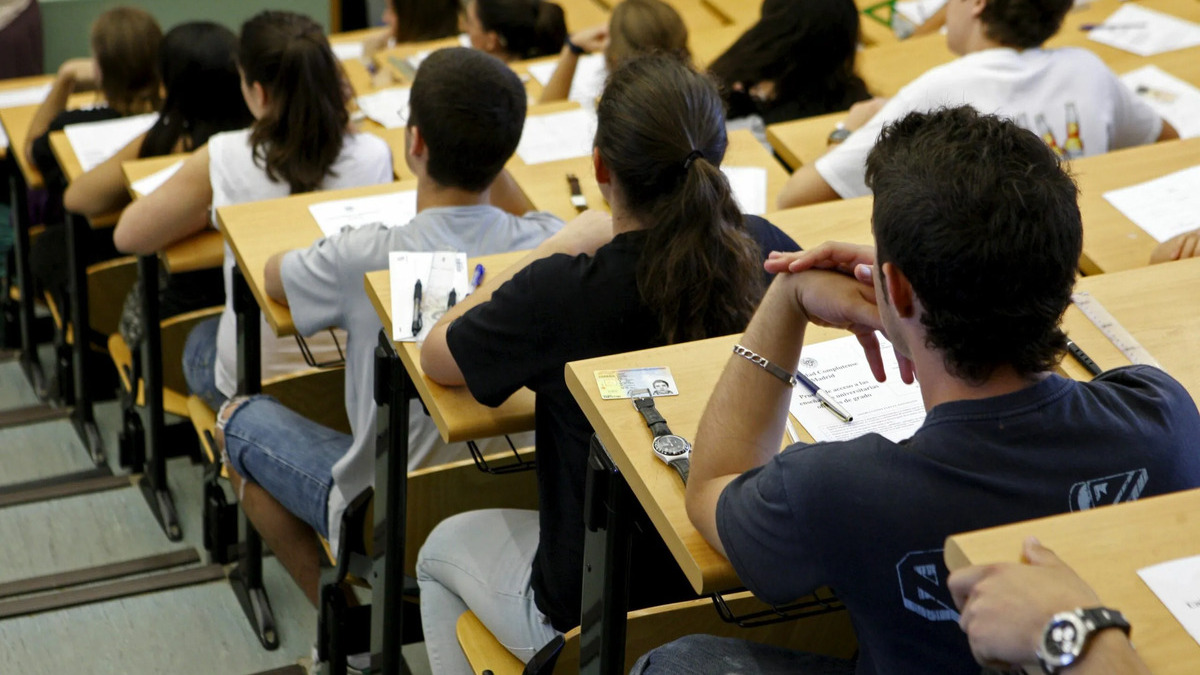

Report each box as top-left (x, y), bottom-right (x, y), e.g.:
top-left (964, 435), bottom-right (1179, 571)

top-left (419, 341), bottom-right (466, 387)
top-left (111, 219), bottom-right (153, 256)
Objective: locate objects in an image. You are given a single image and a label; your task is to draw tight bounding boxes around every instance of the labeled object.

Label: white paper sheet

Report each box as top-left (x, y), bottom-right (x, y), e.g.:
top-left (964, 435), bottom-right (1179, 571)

top-left (0, 83), bottom-right (53, 149)
top-left (1138, 554), bottom-right (1200, 648)
top-left (307, 190), bottom-right (418, 238)
top-left (894, 0), bottom-right (947, 27)
top-left (516, 108), bottom-right (597, 165)
top-left (331, 41), bottom-right (365, 62)
top-left (1102, 165), bottom-right (1200, 243)
top-left (130, 160), bottom-right (183, 197)
top-left (526, 53), bottom-right (608, 106)
top-left (62, 113), bottom-right (158, 172)
top-left (789, 335), bottom-right (926, 444)
top-left (1086, 4), bottom-right (1200, 57)
top-left (1121, 65), bottom-right (1200, 139)
top-left (722, 166), bottom-right (768, 216)
top-left (388, 251), bottom-right (470, 342)
top-left (356, 87), bottom-right (412, 129)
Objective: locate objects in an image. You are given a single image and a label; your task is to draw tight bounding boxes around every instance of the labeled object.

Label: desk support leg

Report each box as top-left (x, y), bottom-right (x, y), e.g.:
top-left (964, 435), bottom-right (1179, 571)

top-left (229, 266), bottom-right (279, 650)
top-left (579, 436), bottom-right (633, 675)
top-left (135, 254), bottom-right (180, 541)
top-left (4, 161), bottom-right (47, 395)
top-left (65, 212), bottom-right (103, 464)
top-left (370, 332), bottom-right (413, 675)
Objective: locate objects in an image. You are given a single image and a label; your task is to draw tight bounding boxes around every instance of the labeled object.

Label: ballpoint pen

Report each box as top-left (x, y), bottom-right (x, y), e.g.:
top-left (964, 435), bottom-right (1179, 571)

top-left (1066, 338), bottom-right (1103, 377)
top-left (447, 288), bottom-right (457, 309)
top-left (472, 264), bottom-right (486, 289)
top-left (1079, 22), bottom-right (1146, 30)
top-left (795, 371), bottom-right (854, 422)
top-left (567, 173), bottom-right (587, 213)
top-left (412, 279), bottom-right (423, 336)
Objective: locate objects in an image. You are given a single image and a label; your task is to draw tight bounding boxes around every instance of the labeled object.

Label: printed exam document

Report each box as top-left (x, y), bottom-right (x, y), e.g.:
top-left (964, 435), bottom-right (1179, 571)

top-left (516, 108), bottom-right (597, 165)
top-left (130, 160), bottom-right (183, 197)
top-left (526, 53), bottom-right (607, 106)
top-left (1102, 165), bottom-right (1200, 243)
top-left (63, 113), bottom-right (158, 172)
top-left (356, 87), bottom-right (411, 129)
top-left (789, 335), bottom-right (926, 444)
top-left (1086, 4), bottom-right (1200, 57)
top-left (0, 83), bottom-right (53, 149)
top-left (388, 251), bottom-right (469, 342)
top-left (1138, 554), bottom-right (1200, 648)
top-left (1121, 65), bottom-right (1200, 139)
top-left (307, 190), bottom-right (417, 238)
top-left (721, 166), bottom-right (768, 216)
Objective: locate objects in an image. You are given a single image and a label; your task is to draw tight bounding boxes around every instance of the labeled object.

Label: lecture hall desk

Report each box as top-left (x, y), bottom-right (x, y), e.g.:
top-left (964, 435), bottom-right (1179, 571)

top-left (0, 75), bottom-right (55, 162)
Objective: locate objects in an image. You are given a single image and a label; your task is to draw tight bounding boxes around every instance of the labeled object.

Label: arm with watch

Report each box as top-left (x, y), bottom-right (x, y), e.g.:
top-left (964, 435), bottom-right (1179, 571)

top-left (948, 537), bottom-right (1149, 674)
top-left (538, 24), bottom-right (608, 104)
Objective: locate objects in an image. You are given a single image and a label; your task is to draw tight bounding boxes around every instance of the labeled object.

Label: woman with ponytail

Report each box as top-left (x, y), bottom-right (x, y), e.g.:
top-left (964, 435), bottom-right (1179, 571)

top-left (464, 0), bottom-right (567, 62)
top-left (113, 10), bottom-right (392, 411)
top-left (416, 54), bottom-right (799, 674)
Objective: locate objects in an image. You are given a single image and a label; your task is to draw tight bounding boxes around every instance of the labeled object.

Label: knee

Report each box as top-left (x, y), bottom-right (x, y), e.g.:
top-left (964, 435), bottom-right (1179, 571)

top-left (631, 635), bottom-right (725, 675)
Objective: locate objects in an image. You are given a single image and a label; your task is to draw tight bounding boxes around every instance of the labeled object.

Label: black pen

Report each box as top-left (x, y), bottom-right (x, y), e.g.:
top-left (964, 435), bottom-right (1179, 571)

top-left (412, 279), bottom-right (423, 336)
top-left (447, 288), bottom-right (457, 309)
top-left (1066, 338), bottom-right (1102, 377)
top-left (795, 371), bottom-right (854, 422)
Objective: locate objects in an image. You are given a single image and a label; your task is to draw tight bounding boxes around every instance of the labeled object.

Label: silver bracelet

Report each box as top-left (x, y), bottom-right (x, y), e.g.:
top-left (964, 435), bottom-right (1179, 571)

top-left (732, 344), bottom-right (797, 387)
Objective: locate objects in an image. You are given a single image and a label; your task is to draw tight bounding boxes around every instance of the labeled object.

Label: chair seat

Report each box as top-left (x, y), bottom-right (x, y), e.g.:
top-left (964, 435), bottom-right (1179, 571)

top-left (457, 611), bottom-right (525, 675)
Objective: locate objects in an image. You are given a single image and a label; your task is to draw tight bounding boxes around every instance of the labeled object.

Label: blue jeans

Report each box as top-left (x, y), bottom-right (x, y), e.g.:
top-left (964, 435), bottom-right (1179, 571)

top-left (416, 509), bottom-right (560, 675)
top-left (631, 635), bottom-right (857, 675)
top-left (222, 395), bottom-right (351, 537)
top-left (183, 316), bottom-right (226, 411)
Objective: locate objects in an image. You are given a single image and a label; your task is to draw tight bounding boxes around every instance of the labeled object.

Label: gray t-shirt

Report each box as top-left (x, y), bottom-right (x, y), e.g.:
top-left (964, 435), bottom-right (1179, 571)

top-left (280, 205), bottom-right (564, 550)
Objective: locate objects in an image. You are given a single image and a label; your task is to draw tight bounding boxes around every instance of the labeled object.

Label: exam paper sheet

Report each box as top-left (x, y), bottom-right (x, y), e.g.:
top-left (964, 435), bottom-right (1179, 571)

top-left (331, 41), bottom-right (365, 62)
top-left (526, 53), bottom-right (607, 106)
top-left (388, 251), bottom-right (469, 342)
top-left (1138, 554), bottom-right (1200, 648)
top-left (130, 160), bottom-right (183, 197)
top-left (1102, 165), bottom-right (1200, 243)
top-left (356, 87), bottom-right (411, 129)
top-left (1086, 4), bottom-right (1200, 57)
top-left (307, 190), bottom-right (417, 239)
top-left (789, 335), bottom-right (926, 444)
top-left (1121, 65), bottom-right (1200, 139)
top-left (516, 108), bottom-right (597, 165)
top-left (62, 113), bottom-right (158, 172)
top-left (722, 166), bottom-right (768, 216)
top-left (0, 83), bottom-right (52, 150)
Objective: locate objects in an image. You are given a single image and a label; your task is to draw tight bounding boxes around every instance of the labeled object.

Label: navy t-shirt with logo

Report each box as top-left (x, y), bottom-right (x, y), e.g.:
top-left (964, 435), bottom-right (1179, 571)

top-left (717, 365), bottom-right (1200, 674)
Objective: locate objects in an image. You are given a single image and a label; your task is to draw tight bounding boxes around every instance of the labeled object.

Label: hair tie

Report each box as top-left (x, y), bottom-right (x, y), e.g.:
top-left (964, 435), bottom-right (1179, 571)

top-left (682, 150), bottom-right (704, 170)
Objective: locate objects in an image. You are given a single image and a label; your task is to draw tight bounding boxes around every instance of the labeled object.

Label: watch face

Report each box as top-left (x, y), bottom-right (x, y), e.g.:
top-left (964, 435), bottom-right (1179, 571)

top-left (1041, 613), bottom-right (1086, 667)
top-left (653, 435), bottom-right (691, 457)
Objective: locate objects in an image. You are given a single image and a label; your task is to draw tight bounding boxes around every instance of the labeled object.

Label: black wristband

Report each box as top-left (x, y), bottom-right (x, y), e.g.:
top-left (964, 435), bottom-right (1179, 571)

top-left (566, 37), bottom-right (586, 55)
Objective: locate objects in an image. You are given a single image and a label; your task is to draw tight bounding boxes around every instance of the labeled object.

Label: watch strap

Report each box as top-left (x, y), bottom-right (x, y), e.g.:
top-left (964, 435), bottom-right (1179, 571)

top-left (634, 396), bottom-right (672, 437)
top-left (670, 457), bottom-right (690, 484)
top-left (1080, 607), bottom-right (1131, 636)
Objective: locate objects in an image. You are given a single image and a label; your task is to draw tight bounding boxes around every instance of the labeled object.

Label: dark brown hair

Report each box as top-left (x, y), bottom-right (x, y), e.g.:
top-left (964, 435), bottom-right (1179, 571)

top-left (90, 7), bottom-right (163, 116)
top-left (595, 55), bottom-right (763, 344)
top-left (606, 0), bottom-right (690, 71)
top-left (475, 0), bottom-right (566, 60)
top-left (981, 0), bottom-right (1073, 49)
top-left (390, 0), bottom-right (460, 43)
top-left (239, 11), bottom-right (350, 194)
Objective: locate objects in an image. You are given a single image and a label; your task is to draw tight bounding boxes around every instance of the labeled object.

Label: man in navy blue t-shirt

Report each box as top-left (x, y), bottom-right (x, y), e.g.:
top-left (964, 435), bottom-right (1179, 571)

top-left (635, 107), bottom-right (1200, 675)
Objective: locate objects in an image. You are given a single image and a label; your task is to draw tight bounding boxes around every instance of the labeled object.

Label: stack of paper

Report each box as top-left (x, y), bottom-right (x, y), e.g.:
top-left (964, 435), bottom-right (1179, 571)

top-left (1102, 166), bottom-right (1200, 243)
top-left (62, 113), bottom-right (158, 172)
top-left (356, 87), bottom-right (411, 129)
top-left (789, 335), bottom-right (925, 444)
top-left (1086, 4), bottom-right (1200, 57)
top-left (307, 190), bottom-right (418, 238)
top-left (722, 166), bottom-right (768, 216)
top-left (0, 83), bottom-right (53, 149)
top-left (389, 251), bottom-right (469, 342)
top-left (526, 53), bottom-right (608, 106)
top-left (516, 108), bottom-right (597, 164)
top-left (1121, 65), bottom-right (1200, 139)
top-left (130, 160), bottom-right (183, 196)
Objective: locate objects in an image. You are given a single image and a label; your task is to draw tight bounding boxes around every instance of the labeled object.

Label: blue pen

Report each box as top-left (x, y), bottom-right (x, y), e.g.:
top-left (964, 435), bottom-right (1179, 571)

top-left (471, 264), bottom-right (486, 288)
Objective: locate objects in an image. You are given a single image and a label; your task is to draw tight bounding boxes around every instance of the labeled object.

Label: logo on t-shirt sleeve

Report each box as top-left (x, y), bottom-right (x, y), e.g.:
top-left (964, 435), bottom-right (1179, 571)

top-left (896, 549), bottom-right (959, 622)
top-left (1069, 468), bottom-right (1148, 511)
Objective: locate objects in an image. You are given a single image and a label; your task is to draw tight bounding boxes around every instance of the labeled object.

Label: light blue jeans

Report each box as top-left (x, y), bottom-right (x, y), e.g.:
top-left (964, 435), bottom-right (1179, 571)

top-left (416, 509), bottom-right (560, 675)
top-left (183, 316), bottom-right (226, 411)
top-left (631, 635), bottom-right (856, 675)
top-left (221, 394), bottom-right (351, 537)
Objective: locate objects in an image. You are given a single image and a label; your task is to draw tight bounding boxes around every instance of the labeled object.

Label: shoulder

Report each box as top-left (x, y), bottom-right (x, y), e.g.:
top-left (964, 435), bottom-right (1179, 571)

top-left (1044, 46), bottom-right (1108, 69)
top-left (206, 129), bottom-right (252, 165)
top-left (744, 215), bottom-right (800, 255)
top-left (1088, 366), bottom-right (1197, 410)
top-left (340, 132), bottom-right (392, 164)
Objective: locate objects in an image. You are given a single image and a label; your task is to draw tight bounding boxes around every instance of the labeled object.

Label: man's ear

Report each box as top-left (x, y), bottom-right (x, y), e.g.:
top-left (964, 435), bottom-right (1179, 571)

top-left (593, 147), bottom-right (609, 185)
top-left (970, 0), bottom-right (987, 20)
top-left (408, 126), bottom-right (426, 158)
top-left (882, 262), bottom-right (916, 319)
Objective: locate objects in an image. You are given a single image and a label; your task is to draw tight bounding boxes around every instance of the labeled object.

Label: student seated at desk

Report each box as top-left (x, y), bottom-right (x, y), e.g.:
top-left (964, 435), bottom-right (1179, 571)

top-left (538, 0), bottom-right (689, 105)
top-left (464, 0), bottom-right (567, 63)
top-left (776, 0), bottom-right (1181, 209)
top-left (210, 47), bottom-right (564, 608)
top-left (25, 6), bottom-right (162, 301)
top-left (708, 0), bottom-right (869, 127)
top-left (113, 10), bottom-right (392, 411)
top-left (361, 0), bottom-right (461, 58)
top-left (61, 22), bottom-right (252, 329)
top-left (635, 107), bottom-right (1200, 675)
top-left (416, 54), bottom-right (800, 674)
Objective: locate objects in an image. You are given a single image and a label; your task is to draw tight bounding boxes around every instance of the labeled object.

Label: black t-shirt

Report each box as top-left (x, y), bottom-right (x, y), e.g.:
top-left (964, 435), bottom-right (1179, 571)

top-left (447, 216), bottom-right (798, 631)
top-left (718, 366), bottom-right (1200, 674)
top-left (31, 106), bottom-right (121, 226)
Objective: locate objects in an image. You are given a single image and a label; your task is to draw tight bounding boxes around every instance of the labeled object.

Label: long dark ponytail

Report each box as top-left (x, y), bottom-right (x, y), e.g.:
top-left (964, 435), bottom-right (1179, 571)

top-left (594, 55), bottom-right (763, 344)
top-left (239, 11), bottom-right (350, 194)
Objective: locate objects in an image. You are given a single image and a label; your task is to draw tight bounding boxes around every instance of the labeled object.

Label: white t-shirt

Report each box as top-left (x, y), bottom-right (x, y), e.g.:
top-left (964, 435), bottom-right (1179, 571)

top-left (280, 205), bottom-right (564, 551)
top-left (816, 47), bottom-right (1164, 198)
top-left (208, 128), bottom-right (393, 398)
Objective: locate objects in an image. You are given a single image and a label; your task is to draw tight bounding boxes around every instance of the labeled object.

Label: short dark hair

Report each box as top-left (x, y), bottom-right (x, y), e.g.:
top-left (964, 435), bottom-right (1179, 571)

top-left (408, 48), bottom-right (527, 192)
top-left (980, 0), bottom-right (1073, 49)
top-left (865, 106), bottom-right (1082, 383)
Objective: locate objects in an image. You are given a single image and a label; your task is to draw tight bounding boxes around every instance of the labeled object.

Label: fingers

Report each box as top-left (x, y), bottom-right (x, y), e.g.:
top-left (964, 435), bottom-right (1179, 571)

top-left (856, 331), bottom-right (887, 382)
top-left (764, 242), bottom-right (876, 276)
top-left (1022, 536), bottom-right (1063, 568)
top-left (1182, 234), bottom-right (1200, 260)
top-left (947, 563), bottom-right (992, 611)
top-left (897, 352), bottom-right (916, 384)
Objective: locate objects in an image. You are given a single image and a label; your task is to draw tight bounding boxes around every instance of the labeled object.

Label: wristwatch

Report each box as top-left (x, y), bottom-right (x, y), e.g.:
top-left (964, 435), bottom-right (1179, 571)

top-left (630, 388), bottom-right (691, 484)
top-left (567, 173), bottom-right (588, 213)
top-left (827, 122), bottom-right (851, 145)
top-left (1036, 607), bottom-right (1131, 673)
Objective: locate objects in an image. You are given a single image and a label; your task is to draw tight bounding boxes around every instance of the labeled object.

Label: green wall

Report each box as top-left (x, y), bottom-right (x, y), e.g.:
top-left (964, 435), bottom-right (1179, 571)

top-left (39, 0), bottom-right (332, 73)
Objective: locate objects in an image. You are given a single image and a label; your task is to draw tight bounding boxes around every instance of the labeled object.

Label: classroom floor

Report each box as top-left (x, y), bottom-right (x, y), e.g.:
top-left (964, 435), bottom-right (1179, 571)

top-left (0, 346), bottom-right (432, 674)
